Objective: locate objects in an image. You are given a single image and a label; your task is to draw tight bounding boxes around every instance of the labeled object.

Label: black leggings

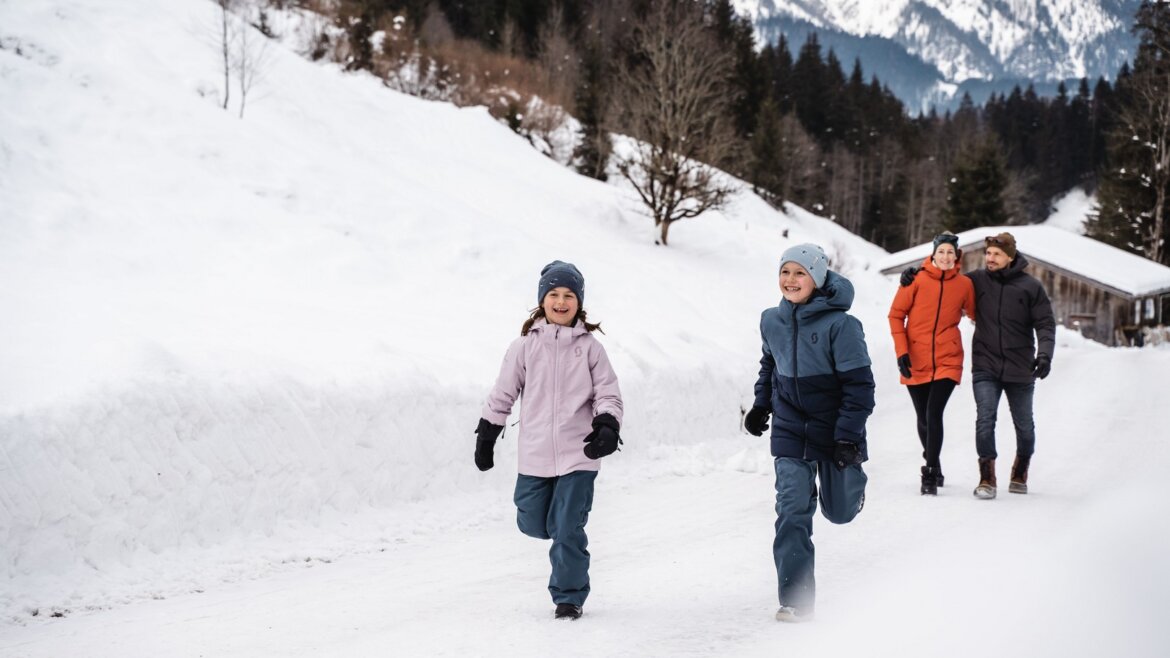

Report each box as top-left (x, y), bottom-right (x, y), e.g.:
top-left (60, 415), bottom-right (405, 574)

top-left (906, 379), bottom-right (957, 468)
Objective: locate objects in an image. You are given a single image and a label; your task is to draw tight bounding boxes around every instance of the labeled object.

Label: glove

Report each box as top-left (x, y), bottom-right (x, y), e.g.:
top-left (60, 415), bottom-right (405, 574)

top-left (744, 405), bottom-right (771, 436)
top-left (897, 354), bottom-right (912, 379)
top-left (474, 418), bottom-right (504, 471)
top-left (899, 266), bottom-right (919, 287)
top-left (833, 441), bottom-right (863, 471)
top-left (1032, 354), bottom-right (1051, 379)
top-left (583, 413), bottom-right (622, 460)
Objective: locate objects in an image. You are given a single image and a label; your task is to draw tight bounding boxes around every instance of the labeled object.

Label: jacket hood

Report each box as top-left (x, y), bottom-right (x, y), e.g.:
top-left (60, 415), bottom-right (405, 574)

top-left (781, 269), bottom-right (855, 318)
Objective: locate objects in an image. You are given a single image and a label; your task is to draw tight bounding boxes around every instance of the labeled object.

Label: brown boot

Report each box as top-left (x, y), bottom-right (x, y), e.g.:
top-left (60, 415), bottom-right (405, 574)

top-left (1009, 455), bottom-right (1030, 494)
top-left (973, 458), bottom-right (997, 499)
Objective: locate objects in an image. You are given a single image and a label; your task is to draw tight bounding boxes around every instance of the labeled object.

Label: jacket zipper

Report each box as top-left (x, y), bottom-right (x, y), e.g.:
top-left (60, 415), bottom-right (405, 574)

top-left (931, 273), bottom-right (944, 378)
top-left (995, 279), bottom-right (1006, 379)
top-left (552, 325), bottom-right (561, 475)
top-left (790, 305), bottom-right (809, 460)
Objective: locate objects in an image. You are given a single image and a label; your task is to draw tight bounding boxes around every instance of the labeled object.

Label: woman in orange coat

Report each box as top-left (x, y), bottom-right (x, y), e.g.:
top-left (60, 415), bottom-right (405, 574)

top-left (888, 232), bottom-right (975, 495)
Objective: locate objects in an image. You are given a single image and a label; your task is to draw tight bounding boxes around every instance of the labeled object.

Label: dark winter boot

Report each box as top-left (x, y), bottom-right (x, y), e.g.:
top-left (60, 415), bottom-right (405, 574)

top-left (1009, 455), bottom-right (1030, 494)
top-left (973, 458), bottom-right (997, 500)
top-left (555, 603), bottom-right (582, 620)
top-left (936, 469), bottom-right (944, 487)
top-left (920, 466), bottom-right (939, 496)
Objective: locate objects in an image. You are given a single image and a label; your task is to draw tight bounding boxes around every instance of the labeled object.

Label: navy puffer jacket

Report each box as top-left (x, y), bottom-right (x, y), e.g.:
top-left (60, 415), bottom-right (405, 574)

top-left (753, 270), bottom-right (876, 462)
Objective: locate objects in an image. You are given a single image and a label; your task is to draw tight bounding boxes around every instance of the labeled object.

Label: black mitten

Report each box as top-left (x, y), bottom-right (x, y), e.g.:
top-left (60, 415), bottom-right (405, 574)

top-left (833, 440), bottom-right (863, 471)
top-left (1032, 354), bottom-right (1052, 379)
top-left (900, 266), bottom-right (919, 287)
top-left (744, 405), bottom-right (771, 436)
top-left (897, 354), bottom-right (912, 379)
top-left (583, 413), bottom-right (622, 460)
top-left (474, 418), bottom-right (504, 471)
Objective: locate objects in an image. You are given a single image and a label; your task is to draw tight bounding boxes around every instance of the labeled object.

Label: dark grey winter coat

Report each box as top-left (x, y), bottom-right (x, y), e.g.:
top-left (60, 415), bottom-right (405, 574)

top-left (968, 253), bottom-right (1056, 383)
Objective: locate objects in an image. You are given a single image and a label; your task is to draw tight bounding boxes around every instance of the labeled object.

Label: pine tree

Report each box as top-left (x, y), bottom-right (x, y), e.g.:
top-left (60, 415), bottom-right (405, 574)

top-left (749, 98), bottom-right (786, 202)
top-left (944, 140), bottom-right (1010, 232)
top-left (711, 0), bottom-right (765, 142)
top-left (1091, 1), bottom-right (1170, 264)
top-left (572, 38), bottom-right (611, 181)
top-left (1067, 78), bottom-right (1095, 187)
top-left (761, 36), bottom-right (794, 114)
top-left (791, 34), bottom-right (829, 140)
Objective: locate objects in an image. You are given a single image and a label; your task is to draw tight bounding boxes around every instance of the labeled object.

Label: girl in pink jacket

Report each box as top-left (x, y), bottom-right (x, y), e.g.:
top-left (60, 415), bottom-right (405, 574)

top-left (475, 260), bottom-right (624, 621)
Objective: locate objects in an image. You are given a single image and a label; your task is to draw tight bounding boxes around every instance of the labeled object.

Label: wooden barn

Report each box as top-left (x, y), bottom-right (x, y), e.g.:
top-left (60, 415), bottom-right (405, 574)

top-left (880, 226), bottom-right (1170, 347)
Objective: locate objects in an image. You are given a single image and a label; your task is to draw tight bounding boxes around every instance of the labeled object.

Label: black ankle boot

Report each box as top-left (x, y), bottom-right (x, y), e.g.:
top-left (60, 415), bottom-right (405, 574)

top-left (920, 466), bottom-right (939, 495)
top-left (555, 603), bottom-right (582, 620)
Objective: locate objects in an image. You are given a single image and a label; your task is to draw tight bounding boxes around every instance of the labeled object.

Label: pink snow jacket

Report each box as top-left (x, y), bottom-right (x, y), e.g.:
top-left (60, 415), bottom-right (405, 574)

top-left (482, 319), bottom-right (623, 478)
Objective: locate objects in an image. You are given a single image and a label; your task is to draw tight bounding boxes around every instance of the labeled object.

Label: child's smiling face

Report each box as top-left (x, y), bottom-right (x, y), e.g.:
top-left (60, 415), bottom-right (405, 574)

top-left (542, 287), bottom-right (579, 326)
top-left (779, 262), bottom-right (816, 305)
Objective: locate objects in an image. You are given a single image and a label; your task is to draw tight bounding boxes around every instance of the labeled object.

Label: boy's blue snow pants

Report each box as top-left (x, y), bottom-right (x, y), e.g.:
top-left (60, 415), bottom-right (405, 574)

top-left (773, 457), bottom-right (867, 613)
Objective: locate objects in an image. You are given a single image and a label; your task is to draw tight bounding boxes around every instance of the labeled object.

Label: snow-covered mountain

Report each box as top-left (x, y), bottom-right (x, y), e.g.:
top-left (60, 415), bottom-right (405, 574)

top-left (733, 0), bottom-right (1141, 111)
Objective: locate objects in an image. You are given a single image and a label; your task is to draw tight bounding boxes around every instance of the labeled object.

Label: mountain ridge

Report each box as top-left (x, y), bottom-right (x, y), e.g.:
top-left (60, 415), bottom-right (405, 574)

top-left (733, 0), bottom-right (1141, 111)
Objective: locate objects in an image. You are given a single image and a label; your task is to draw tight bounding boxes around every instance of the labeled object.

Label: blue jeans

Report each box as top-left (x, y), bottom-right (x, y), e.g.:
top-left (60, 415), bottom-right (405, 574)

top-left (772, 457), bottom-right (867, 612)
top-left (973, 371), bottom-right (1035, 460)
top-left (514, 470), bottom-right (597, 606)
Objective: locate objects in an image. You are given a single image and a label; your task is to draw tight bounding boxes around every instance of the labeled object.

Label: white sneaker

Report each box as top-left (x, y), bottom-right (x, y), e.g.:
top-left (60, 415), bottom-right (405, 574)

top-left (775, 606), bottom-right (814, 623)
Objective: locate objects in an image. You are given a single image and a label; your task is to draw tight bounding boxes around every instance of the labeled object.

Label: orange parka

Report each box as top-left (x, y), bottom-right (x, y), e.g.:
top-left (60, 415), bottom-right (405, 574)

top-left (888, 256), bottom-right (976, 386)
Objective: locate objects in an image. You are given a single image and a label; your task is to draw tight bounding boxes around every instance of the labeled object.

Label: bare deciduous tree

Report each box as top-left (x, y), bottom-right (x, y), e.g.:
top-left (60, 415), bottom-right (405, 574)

top-left (211, 0), bottom-right (270, 118)
top-left (537, 3), bottom-right (577, 107)
top-left (1090, 2), bottom-right (1170, 264)
top-left (233, 7), bottom-right (271, 118)
top-left (1129, 2), bottom-right (1170, 264)
top-left (217, 0), bottom-right (234, 110)
top-left (1119, 67), bottom-right (1170, 264)
top-left (613, 0), bottom-right (738, 246)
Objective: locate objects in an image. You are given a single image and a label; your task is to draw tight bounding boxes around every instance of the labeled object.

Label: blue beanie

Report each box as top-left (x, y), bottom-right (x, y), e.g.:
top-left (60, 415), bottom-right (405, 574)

top-left (537, 260), bottom-right (585, 308)
top-left (780, 243), bottom-right (828, 289)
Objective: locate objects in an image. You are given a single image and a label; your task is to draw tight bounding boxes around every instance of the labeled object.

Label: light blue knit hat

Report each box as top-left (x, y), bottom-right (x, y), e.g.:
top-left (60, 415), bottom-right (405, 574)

top-left (780, 243), bottom-right (828, 288)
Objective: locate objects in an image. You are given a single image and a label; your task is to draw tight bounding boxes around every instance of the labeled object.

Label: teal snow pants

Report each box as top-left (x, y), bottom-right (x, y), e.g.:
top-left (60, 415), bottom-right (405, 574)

top-left (773, 457), bottom-right (867, 613)
top-left (514, 470), bottom-right (597, 606)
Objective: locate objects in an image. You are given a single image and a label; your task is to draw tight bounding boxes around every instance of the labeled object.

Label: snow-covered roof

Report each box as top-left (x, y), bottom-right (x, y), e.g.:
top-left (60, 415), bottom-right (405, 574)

top-left (879, 225), bottom-right (1170, 297)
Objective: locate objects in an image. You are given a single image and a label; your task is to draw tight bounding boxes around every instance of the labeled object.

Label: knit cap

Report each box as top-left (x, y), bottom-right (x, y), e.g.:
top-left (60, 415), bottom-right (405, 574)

top-left (537, 261), bottom-right (585, 308)
top-left (779, 243), bottom-right (829, 289)
top-left (984, 232), bottom-right (1017, 259)
top-left (932, 231), bottom-right (960, 253)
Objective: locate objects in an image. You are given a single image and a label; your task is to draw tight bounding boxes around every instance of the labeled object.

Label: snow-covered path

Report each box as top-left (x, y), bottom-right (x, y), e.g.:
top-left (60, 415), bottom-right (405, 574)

top-left (4, 342), bottom-right (1167, 657)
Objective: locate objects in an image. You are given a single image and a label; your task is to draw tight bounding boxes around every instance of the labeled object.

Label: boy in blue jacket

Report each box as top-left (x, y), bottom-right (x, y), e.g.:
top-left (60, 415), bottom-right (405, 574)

top-left (744, 243), bottom-right (876, 622)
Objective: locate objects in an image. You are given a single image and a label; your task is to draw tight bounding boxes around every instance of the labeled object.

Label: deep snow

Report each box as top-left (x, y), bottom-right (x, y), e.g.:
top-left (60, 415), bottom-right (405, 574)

top-left (1, 1), bottom-right (1167, 656)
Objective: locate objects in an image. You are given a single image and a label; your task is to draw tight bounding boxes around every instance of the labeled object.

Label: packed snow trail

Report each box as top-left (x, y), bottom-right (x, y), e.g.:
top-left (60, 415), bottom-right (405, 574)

top-left (2, 343), bottom-right (1167, 657)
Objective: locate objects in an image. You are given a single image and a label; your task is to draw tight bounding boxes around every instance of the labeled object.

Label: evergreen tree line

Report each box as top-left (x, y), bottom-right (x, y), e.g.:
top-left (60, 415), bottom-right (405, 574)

top-left (320, 0), bottom-right (1170, 263)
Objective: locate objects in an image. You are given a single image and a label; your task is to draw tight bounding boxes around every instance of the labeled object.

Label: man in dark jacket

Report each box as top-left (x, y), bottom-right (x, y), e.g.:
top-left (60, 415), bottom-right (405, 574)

top-left (966, 232), bottom-right (1055, 499)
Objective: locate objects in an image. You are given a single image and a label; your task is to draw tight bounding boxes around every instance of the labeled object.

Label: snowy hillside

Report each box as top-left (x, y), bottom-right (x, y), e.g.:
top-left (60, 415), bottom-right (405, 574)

top-left (1, 1), bottom-right (1167, 656)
